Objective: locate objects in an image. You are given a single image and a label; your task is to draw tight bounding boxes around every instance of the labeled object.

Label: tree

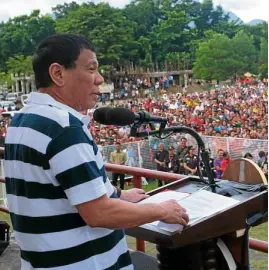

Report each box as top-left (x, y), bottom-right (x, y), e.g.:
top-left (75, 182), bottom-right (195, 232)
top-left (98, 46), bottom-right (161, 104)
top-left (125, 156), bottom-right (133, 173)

top-left (0, 0), bottom-right (266, 76)
top-left (7, 54), bottom-right (33, 74)
top-left (55, 3), bottom-right (137, 69)
top-left (193, 33), bottom-right (234, 80)
top-left (259, 37), bottom-right (268, 79)
top-left (152, 9), bottom-right (191, 55)
top-left (260, 37), bottom-right (268, 65)
top-left (124, 0), bottom-right (160, 39)
top-left (231, 30), bottom-right (258, 75)
top-left (241, 22), bottom-right (268, 52)
top-left (52, 1), bottom-right (81, 19)
top-left (192, 0), bottom-right (230, 38)
top-left (0, 11), bottom-right (55, 72)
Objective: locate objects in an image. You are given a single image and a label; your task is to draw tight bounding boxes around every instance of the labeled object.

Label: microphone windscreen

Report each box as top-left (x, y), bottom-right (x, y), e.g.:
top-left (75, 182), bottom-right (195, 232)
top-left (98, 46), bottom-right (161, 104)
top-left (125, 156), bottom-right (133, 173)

top-left (106, 108), bottom-right (135, 126)
top-left (93, 107), bottom-right (112, 124)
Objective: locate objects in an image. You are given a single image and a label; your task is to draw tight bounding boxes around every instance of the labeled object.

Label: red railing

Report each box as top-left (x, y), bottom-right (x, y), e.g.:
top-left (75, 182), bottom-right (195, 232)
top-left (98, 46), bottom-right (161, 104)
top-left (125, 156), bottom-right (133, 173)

top-left (0, 149), bottom-right (267, 254)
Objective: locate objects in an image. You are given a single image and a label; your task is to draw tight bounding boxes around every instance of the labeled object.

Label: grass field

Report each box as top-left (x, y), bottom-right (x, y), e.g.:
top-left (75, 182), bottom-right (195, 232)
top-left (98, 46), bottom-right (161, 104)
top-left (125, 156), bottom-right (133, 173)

top-left (0, 180), bottom-right (267, 268)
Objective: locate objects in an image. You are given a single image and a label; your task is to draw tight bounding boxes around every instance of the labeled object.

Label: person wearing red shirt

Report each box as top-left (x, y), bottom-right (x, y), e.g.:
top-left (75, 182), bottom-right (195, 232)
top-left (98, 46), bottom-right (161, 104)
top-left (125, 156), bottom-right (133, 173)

top-left (221, 152), bottom-right (233, 178)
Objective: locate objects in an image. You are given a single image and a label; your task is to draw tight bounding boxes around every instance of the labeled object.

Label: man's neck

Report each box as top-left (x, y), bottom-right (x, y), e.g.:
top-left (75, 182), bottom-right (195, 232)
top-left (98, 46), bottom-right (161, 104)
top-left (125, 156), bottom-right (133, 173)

top-left (39, 87), bottom-right (83, 112)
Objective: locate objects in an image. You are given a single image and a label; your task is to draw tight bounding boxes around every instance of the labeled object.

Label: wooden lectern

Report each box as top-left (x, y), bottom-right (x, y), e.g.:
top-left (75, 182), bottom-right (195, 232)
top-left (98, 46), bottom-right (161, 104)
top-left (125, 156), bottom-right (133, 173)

top-left (126, 176), bottom-right (268, 270)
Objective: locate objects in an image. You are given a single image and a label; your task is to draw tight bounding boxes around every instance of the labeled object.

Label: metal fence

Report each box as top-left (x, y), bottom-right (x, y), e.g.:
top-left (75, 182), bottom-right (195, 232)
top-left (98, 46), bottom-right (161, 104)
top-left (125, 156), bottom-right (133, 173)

top-left (0, 136), bottom-right (267, 205)
top-left (101, 136), bottom-right (268, 175)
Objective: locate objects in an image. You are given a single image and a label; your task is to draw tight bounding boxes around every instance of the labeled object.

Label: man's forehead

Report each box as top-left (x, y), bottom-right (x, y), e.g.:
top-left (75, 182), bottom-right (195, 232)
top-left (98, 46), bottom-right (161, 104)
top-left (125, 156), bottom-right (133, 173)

top-left (86, 58), bottom-right (99, 65)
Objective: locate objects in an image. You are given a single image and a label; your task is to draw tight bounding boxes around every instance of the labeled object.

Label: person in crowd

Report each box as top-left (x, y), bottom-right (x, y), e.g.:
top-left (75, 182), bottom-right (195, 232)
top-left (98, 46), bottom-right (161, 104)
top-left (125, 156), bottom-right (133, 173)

top-left (258, 151), bottom-right (266, 168)
top-left (214, 149), bottom-right (224, 179)
top-left (110, 142), bottom-right (127, 189)
top-left (164, 146), bottom-right (180, 174)
top-left (4, 81), bottom-right (267, 146)
top-left (244, 152), bottom-right (253, 160)
top-left (154, 142), bottom-right (168, 187)
top-left (183, 146), bottom-right (199, 175)
top-left (4, 34), bottom-right (189, 270)
top-left (177, 137), bottom-right (191, 174)
top-left (221, 152), bottom-right (233, 178)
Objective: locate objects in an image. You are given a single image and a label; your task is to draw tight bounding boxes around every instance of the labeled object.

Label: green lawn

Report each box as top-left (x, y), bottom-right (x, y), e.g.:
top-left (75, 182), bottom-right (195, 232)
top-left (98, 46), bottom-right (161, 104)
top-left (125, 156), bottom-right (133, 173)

top-left (0, 180), bottom-right (267, 268)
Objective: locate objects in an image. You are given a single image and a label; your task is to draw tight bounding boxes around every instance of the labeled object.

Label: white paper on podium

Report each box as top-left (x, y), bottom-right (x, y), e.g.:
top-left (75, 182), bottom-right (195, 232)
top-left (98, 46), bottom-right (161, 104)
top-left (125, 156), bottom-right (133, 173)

top-left (139, 191), bottom-right (190, 204)
top-left (139, 189), bottom-right (239, 233)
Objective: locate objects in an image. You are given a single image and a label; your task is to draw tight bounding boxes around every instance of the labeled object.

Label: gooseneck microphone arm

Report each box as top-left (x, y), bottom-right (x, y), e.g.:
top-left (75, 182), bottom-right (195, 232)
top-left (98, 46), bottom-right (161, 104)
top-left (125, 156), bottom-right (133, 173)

top-left (132, 126), bottom-right (217, 192)
top-left (93, 107), bottom-right (216, 192)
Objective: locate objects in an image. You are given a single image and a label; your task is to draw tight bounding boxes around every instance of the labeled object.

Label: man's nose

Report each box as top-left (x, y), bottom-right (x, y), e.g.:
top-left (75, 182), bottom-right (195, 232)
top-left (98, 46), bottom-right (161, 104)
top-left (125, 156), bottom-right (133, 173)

top-left (95, 72), bottom-right (104, 85)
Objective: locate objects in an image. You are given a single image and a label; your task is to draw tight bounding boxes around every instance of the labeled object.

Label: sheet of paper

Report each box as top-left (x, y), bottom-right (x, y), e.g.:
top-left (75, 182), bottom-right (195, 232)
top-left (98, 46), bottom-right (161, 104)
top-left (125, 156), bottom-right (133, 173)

top-left (140, 189), bottom-right (240, 233)
top-left (138, 191), bottom-right (190, 204)
top-left (179, 190), bottom-right (239, 219)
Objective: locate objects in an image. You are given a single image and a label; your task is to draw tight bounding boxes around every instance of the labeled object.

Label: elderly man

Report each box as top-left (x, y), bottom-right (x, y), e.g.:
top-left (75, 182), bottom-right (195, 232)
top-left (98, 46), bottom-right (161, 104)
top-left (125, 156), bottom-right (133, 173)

top-left (4, 34), bottom-right (189, 270)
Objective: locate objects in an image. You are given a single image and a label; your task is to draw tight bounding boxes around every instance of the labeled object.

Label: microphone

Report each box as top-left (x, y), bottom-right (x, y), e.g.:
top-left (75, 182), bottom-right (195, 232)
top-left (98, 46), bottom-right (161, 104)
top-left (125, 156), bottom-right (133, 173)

top-left (93, 107), bottom-right (112, 125)
top-left (105, 107), bottom-right (168, 127)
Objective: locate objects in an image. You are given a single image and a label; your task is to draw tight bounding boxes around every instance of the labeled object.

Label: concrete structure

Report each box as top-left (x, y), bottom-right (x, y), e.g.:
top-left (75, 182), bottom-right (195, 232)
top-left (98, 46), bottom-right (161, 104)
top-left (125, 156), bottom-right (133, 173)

top-left (114, 70), bottom-right (193, 88)
top-left (10, 73), bottom-right (35, 94)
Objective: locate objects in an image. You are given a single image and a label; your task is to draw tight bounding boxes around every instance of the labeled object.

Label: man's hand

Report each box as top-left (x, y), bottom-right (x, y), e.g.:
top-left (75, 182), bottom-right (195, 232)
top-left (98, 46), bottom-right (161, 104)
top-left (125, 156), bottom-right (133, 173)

top-left (120, 188), bottom-right (149, 203)
top-left (191, 168), bottom-right (197, 174)
top-left (159, 200), bottom-right (189, 226)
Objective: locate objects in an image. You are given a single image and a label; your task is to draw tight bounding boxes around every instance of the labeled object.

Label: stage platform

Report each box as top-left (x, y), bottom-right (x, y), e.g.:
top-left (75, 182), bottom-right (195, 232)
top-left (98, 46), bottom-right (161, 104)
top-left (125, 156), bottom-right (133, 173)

top-left (0, 235), bottom-right (20, 270)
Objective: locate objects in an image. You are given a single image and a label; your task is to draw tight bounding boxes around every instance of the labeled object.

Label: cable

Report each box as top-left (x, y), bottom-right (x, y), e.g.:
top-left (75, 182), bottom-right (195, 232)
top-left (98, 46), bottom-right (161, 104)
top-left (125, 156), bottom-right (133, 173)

top-left (130, 125), bottom-right (217, 191)
top-left (196, 146), bottom-right (209, 185)
top-left (155, 132), bottom-right (174, 140)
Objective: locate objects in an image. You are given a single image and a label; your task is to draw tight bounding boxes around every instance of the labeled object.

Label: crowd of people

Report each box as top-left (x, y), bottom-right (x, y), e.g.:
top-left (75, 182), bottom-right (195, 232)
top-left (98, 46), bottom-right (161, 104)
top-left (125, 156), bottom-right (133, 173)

top-left (89, 84), bottom-right (268, 148)
top-left (1, 84), bottom-right (267, 149)
top-left (108, 136), bottom-right (268, 190)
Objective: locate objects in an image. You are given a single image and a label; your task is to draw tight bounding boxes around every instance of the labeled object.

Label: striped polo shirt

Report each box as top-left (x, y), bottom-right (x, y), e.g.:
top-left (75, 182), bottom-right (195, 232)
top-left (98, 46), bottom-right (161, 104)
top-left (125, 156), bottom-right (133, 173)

top-left (4, 92), bottom-right (133, 270)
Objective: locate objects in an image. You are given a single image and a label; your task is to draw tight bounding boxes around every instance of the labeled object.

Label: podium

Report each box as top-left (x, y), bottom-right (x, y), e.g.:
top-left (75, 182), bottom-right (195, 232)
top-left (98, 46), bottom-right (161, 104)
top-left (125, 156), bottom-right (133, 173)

top-left (126, 176), bottom-right (268, 269)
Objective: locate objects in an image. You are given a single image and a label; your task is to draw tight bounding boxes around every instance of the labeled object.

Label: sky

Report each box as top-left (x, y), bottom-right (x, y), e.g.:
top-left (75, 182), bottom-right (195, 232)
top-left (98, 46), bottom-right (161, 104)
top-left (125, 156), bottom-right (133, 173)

top-left (0, 0), bottom-right (268, 23)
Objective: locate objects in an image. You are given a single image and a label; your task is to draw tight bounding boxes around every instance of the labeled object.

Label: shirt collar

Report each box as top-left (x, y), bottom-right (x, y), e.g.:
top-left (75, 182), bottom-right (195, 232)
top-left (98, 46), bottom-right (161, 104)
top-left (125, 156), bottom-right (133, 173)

top-left (27, 92), bottom-right (90, 126)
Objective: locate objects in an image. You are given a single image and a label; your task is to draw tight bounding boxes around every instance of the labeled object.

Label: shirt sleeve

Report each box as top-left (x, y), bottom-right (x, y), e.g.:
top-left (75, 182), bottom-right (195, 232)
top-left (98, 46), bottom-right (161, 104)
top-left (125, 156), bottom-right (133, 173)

top-left (47, 126), bottom-right (107, 206)
top-left (110, 152), bottom-right (114, 163)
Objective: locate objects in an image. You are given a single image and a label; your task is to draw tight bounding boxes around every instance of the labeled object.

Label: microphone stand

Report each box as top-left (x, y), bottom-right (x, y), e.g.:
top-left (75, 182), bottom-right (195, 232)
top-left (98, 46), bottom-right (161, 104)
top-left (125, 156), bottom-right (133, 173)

top-left (131, 126), bottom-right (217, 192)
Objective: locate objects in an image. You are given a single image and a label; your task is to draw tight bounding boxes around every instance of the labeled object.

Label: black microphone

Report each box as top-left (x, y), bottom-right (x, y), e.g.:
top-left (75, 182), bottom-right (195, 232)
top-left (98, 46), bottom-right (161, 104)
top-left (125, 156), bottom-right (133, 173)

top-left (93, 107), bottom-right (112, 125)
top-left (105, 107), bottom-right (168, 127)
top-left (93, 107), bottom-right (168, 127)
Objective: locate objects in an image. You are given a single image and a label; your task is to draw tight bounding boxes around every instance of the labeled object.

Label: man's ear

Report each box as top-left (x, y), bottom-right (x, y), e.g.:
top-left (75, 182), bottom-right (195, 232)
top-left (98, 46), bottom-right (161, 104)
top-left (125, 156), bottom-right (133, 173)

top-left (49, 63), bottom-right (65, 87)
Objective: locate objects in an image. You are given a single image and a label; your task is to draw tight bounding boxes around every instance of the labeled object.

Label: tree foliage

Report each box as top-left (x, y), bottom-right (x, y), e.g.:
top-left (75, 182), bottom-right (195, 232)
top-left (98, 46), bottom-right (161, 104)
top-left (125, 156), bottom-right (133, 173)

top-left (0, 0), bottom-right (267, 81)
top-left (193, 33), bottom-right (234, 80)
top-left (259, 37), bottom-right (268, 79)
top-left (193, 30), bottom-right (261, 80)
top-left (7, 54), bottom-right (33, 74)
top-left (231, 30), bottom-right (258, 75)
top-left (0, 10), bottom-right (55, 72)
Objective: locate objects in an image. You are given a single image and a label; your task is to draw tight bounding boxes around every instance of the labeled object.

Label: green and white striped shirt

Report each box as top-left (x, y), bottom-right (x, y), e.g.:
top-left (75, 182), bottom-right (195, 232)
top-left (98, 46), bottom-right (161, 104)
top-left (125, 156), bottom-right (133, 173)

top-left (4, 92), bottom-right (133, 270)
